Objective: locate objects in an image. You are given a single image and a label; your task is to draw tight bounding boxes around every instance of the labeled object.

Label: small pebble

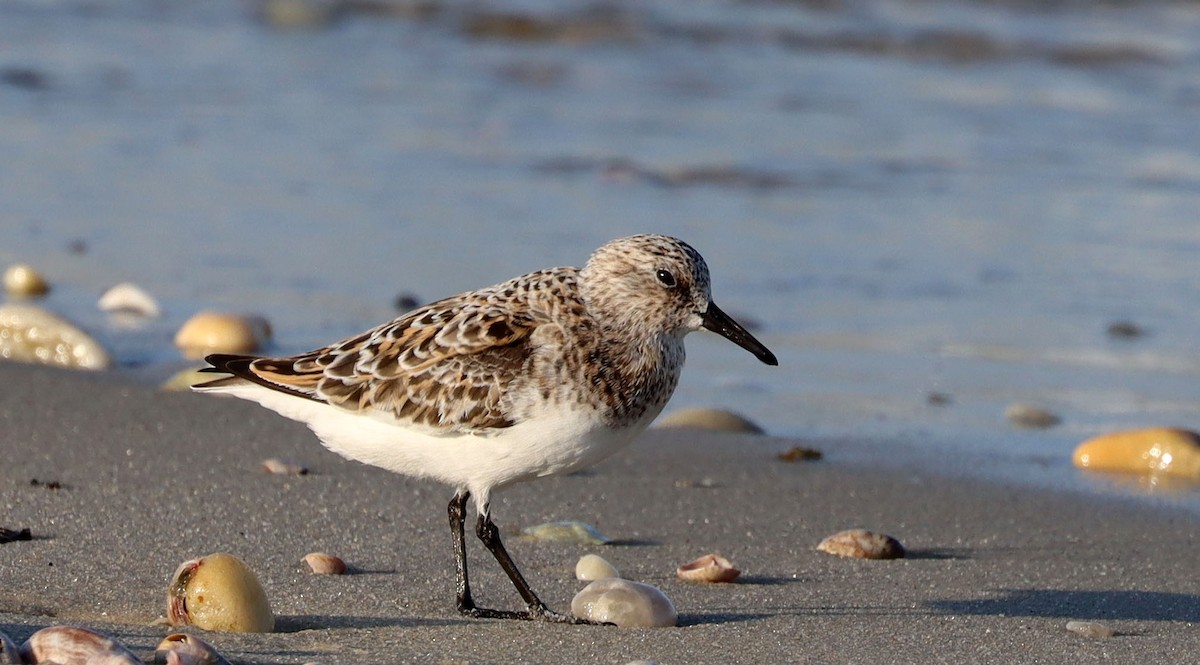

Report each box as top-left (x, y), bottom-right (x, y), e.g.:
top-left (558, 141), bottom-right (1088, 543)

top-left (655, 407), bottom-right (763, 434)
top-left (0, 304), bottom-right (110, 370)
top-left (926, 391), bottom-right (953, 406)
top-left (1073, 428), bottom-right (1200, 479)
top-left (175, 311), bottom-right (271, 359)
top-left (3, 263), bottom-right (50, 297)
top-left (98, 282), bottom-right (161, 318)
top-left (1005, 403), bottom-right (1061, 429)
top-left (394, 292), bottom-right (422, 311)
top-left (1106, 320), bottom-right (1145, 339)
top-left (1065, 620), bottom-right (1115, 638)
top-left (303, 552), bottom-right (347, 575)
top-left (575, 554), bottom-right (620, 581)
top-left (777, 446), bottom-right (822, 462)
top-left (676, 553), bottom-right (740, 583)
top-left (262, 457), bottom-right (309, 476)
top-left (817, 529), bottom-right (905, 560)
top-left (571, 579), bottom-right (677, 628)
top-left (520, 521), bottom-right (610, 545)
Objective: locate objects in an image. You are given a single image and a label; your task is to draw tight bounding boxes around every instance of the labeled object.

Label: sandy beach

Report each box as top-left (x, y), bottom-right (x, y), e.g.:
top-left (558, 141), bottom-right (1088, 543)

top-left (0, 362), bottom-right (1195, 663)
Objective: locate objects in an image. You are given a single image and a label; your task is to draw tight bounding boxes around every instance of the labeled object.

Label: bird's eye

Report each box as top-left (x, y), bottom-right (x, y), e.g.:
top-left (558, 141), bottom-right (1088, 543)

top-left (655, 269), bottom-right (677, 287)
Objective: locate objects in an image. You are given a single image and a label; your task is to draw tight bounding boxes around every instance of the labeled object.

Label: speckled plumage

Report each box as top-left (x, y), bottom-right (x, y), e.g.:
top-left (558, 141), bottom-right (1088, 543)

top-left (195, 233), bottom-right (776, 622)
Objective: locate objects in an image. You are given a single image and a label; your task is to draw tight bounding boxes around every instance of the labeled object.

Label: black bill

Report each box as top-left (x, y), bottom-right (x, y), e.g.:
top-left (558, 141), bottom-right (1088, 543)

top-left (701, 301), bottom-right (778, 366)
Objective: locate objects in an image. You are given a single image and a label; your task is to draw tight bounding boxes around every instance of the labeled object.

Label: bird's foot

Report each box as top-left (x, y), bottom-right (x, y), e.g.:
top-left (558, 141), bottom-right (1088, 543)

top-left (457, 601), bottom-right (610, 625)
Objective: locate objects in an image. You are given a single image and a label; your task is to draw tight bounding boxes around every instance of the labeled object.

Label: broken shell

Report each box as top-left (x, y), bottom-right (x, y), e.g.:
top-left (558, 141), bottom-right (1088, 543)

top-left (676, 553), bottom-right (741, 583)
top-left (1005, 403), bottom-right (1061, 429)
top-left (520, 521), bottom-right (610, 545)
top-left (817, 529), bottom-right (905, 560)
top-left (21, 625), bottom-right (140, 665)
top-left (98, 282), bottom-right (161, 318)
top-left (155, 633), bottom-right (233, 665)
top-left (303, 552), bottom-right (347, 575)
top-left (575, 553), bottom-right (620, 581)
top-left (262, 457), bottom-right (309, 475)
top-left (571, 579), bottom-right (677, 628)
top-left (1065, 620), bottom-right (1115, 638)
top-left (777, 446), bottom-right (822, 462)
top-left (168, 552), bottom-right (275, 632)
top-left (1, 630), bottom-right (20, 665)
top-left (655, 407), bottom-right (763, 434)
top-left (1073, 428), bottom-right (1200, 480)
top-left (3, 263), bottom-right (50, 297)
top-left (0, 304), bottom-right (110, 370)
top-left (174, 312), bottom-right (271, 359)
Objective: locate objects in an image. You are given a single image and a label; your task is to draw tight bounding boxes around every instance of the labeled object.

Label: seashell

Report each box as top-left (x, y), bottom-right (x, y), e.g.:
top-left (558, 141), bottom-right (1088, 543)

top-left (161, 367), bottom-right (212, 392)
top-left (1, 630), bottom-right (20, 665)
top-left (3, 263), bottom-right (50, 297)
top-left (655, 407), bottom-right (763, 434)
top-left (20, 625), bottom-right (140, 665)
top-left (1073, 428), bottom-right (1200, 480)
top-left (519, 521), bottom-right (610, 545)
top-left (154, 633), bottom-right (233, 665)
top-left (303, 552), bottom-right (347, 575)
top-left (0, 304), bottom-right (110, 370)
top-left (575, 553), bottom-right (620, 581)
top-left (676, 553), bottom-right (740, 583)
top-left (1065, 620), bottom-right (1115, 638)
top-left (261, 457), bottom-right (309, 475)
top-left (1005, 403), bottom-right (1061, 429)
top-left (817, 529), bottom-right (905, 560)
top-left (571, 579), bottom-right (677, 628)
top-left (174, 312), bottom-right (271, 360)
top-left (98, 282), bottom-right (161, 318)
top-left (168, 552), bottom-right (275, 633)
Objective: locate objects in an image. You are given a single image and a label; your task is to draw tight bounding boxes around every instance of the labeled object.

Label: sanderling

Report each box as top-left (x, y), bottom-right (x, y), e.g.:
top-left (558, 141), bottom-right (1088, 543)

top-left (195, 233), bottom-right (777, 623)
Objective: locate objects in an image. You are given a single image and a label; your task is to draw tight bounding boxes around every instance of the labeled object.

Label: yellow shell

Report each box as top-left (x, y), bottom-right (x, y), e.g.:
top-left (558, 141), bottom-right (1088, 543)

top-left (3, 263), bottom-right (50, 297)
top-left (1073, 428), bottom-right (1200, 479)
top-left (174, 312), bottom-right (271, 359)
top-left (655, 407), bottom-right (764, 434)
top-left (168, 552), bottom-right (275, 633)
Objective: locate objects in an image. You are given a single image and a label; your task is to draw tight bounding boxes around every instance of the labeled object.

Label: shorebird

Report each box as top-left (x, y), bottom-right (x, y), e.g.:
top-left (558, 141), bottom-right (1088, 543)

top-left (194, 234), bottom-right (777, 623)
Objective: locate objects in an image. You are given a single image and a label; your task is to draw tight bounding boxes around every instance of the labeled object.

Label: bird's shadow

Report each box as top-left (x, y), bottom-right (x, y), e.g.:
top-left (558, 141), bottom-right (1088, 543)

top-left (275, 614), bottom-right (469, 632)
top-left (926, 589), bottom-right (1200, 623)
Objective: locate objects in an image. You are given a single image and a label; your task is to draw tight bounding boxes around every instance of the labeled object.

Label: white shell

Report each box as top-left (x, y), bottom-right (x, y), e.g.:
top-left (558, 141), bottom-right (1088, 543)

top-left (3, 263), bottom-right (50, 297)
top-left (655, 407), bottom-right (763, 434)
top-left (98, 282), bottom-right (161, 318)
top-left (1065, 620), bottom-right (1115, 638)
top-left (21, 625), bottom-right (140, 665)
top-left (575, 554), bottom-right (620, 581)
top-left (0, 304), bottom-right (110, 370)
top-left (571, 579), bottom-right (677, 628)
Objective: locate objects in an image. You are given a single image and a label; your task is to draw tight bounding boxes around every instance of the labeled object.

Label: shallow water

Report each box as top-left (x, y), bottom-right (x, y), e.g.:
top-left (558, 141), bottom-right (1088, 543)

top-left (2, 0), bottom-right (1199, 508)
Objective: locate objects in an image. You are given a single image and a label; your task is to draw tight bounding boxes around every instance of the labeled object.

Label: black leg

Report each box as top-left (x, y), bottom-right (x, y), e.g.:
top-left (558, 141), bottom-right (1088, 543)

top-left (446, 492), bottom-right (604, 624)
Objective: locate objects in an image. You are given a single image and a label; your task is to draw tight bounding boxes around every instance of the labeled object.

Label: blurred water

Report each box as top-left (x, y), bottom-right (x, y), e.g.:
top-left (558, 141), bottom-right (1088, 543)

top-left (2, 0), bottom-right (1199, 508)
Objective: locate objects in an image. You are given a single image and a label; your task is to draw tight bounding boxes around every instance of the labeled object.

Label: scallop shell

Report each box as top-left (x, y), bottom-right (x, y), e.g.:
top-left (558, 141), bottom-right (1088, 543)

top-left (155, 633), bottom-right (233, 665)
top-left (0, 304), bottom-right (110, 370)
top-left (570, 579), bottom-right (677, 628)
top-left (1073, 428), bottom-right (1200, 479)
top-left (174, 312), bottom-right (271, 359)
top-left (168, 552), bottom-right (275, 633)
top-left (21, 625), bottom-right (140, 665)
top-left (303, 552), bottom-right (347, 575)
top-left (676, 553), bottom-right (741, 583)
top-left (816, 529), bottom-right (905, 560)
top-left (655, 407), bottom-right (763, 434)
top-left (575, 554), bottom-right (620, 581)
top-left (98, 282), bottom-right (161, 318)
top-left (3, 263), bottom-right (50, 297)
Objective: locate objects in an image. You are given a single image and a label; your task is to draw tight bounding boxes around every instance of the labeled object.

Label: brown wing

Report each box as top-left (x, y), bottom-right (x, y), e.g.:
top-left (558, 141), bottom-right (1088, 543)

top-left (201, 290), bottom-right (540, 433)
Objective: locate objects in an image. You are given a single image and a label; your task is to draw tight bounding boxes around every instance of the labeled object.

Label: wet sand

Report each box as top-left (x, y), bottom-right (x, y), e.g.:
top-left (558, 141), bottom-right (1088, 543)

top-left (0, 362), bottom-right (1196, 663)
